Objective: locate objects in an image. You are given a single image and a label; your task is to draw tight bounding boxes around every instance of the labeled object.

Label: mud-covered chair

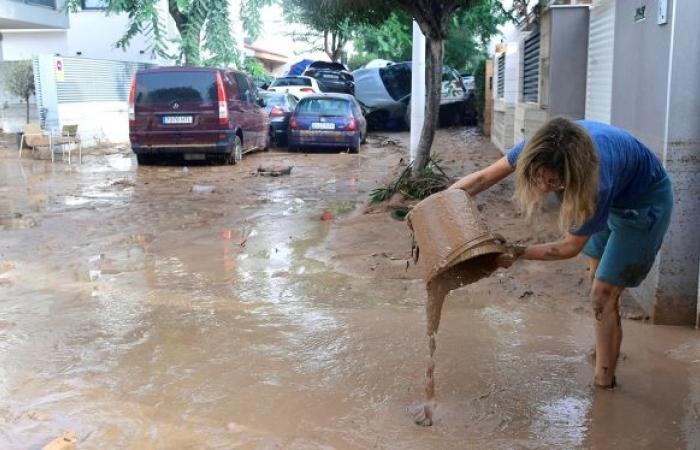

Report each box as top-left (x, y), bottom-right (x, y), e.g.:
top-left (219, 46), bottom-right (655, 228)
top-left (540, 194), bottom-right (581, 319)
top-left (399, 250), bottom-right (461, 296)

top-left (53, 124), bottom-right (82, 164)
top-left (18, 123), bottom-right (54, 160)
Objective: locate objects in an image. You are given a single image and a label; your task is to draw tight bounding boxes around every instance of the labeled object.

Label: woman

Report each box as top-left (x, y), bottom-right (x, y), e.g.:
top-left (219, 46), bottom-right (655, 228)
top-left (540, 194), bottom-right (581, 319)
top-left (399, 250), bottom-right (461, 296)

top-left (450, 117), bottom-right (673, 388)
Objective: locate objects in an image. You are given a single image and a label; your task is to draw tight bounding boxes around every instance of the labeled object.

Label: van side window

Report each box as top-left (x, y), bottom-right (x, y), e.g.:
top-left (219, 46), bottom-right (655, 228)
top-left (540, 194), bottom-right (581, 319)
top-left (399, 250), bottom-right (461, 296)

top-left (233, 73), bottom-right (252, 103)
top-left (225, 73), bottom-right (238, 102)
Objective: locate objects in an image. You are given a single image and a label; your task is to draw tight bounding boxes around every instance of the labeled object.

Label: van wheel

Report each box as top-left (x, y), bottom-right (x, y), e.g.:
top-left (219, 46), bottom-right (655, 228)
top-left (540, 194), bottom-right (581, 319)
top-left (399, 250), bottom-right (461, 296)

top-left (136, 154), bottom-right (154, 165)
top-left (233, 135), bottom-right (243, 164)
top-left (350, 137), bottom-right (360, 154)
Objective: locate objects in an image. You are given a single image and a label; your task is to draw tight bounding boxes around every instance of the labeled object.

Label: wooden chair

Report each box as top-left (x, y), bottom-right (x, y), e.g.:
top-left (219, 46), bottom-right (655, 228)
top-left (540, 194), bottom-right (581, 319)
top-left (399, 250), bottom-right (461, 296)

top-left (18, 123), bottom-right (53, 160)
top-left (53, 124), bottom-right (82, 164)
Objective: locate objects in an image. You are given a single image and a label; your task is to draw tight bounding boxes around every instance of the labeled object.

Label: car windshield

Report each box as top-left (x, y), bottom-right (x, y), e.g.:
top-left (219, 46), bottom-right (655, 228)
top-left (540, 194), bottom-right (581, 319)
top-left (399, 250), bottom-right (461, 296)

top-left (379, 64), bottom-right (412, 100)
top-left (271, 77), bottom-right (311, 87)
top-left (296, 98), bottom-right (349, 116)
top-left (262, 93), bottom-right (289, 110)
top-left (136, 71), bottom-right (217, 105)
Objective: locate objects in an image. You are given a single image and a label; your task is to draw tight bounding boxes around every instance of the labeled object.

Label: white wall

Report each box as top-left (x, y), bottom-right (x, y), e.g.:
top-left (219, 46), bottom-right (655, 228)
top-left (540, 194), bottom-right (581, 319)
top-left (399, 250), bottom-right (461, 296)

top-left (1, 31), bottom-right (69, 60)
top-left (1, 0), bottom-right (175, 64)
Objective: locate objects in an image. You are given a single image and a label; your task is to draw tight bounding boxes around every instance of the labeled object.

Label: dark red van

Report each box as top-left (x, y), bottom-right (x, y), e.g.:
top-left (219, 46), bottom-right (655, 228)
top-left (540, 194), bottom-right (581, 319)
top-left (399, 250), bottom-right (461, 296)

top-left (129, 67), bottom-right (269, 165)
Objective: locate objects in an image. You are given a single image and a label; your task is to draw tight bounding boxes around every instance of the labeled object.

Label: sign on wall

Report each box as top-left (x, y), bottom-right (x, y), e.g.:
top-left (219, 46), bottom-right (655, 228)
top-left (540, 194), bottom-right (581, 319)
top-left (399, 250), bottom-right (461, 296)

top-left (55, 57), bottom-right (64, 82)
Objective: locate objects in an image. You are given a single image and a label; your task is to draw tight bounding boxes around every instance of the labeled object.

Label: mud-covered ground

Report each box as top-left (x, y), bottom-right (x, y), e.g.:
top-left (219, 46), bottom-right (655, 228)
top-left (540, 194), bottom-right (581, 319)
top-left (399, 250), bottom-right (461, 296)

top-left (0, 130), bottom-right (698, 449)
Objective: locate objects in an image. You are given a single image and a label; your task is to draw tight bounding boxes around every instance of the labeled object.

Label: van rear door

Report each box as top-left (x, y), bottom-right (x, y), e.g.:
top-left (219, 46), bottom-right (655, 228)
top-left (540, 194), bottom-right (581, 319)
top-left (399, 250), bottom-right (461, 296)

top-left (134, 70), bottom-right (219, 147)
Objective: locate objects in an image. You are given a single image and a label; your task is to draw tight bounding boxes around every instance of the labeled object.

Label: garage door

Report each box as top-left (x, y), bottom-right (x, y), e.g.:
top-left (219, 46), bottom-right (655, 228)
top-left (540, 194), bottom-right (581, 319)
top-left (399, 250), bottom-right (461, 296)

top-left (585, 0), bottom-right (615, 123)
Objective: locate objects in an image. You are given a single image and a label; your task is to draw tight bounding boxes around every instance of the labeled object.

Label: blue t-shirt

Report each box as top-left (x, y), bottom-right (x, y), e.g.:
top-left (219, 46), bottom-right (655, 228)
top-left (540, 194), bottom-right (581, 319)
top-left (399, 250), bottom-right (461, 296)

top-left (506, 120), bottom-right (667, 236)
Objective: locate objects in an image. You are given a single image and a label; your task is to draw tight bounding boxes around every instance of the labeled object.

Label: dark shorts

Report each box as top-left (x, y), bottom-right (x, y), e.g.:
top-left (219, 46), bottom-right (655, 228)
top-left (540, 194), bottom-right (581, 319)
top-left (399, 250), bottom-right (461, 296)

top-left (582, 177), bottom-right (673, 287)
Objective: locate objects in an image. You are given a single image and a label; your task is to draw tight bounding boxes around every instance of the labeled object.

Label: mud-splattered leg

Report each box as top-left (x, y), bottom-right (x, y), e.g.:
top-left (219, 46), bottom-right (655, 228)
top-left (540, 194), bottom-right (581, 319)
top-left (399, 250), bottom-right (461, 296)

top-left (591, 279), bottom-right (624, 388)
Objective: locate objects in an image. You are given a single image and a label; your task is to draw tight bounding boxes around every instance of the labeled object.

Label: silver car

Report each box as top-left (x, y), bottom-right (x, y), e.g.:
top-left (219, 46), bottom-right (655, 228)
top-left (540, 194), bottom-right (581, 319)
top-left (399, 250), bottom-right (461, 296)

top-left (353, 62), bottom-right (469, 130)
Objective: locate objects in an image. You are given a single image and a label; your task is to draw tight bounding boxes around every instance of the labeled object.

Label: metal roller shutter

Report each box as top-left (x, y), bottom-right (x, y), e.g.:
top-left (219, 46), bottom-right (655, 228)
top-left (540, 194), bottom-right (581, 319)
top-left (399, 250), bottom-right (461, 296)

top-left (56, 58), bottom-right (152, 103)
top-left (522, 30), bottom-right (540, 103)
top-left (585, 0), bottom-right (615, 123)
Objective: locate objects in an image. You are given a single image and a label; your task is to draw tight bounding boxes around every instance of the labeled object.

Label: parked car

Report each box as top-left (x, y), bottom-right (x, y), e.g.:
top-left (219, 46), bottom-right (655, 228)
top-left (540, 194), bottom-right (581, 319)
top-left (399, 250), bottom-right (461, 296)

top-left (353, 62), bottom-right (472, 130)
top-left (261, 92), bottom-right (298, 147)
top-left (267, 76), bottom-right (321, 98)
top-left (460, 74), bottom-right (475, 95)
top-left (302, 61), bottom-right (355, 95)
top-left (288, 94), bottom-right (367, 154)
top-left (303, 69), bottom-right (355, 95)
top-left (129, 66), bottom-right (269, 165)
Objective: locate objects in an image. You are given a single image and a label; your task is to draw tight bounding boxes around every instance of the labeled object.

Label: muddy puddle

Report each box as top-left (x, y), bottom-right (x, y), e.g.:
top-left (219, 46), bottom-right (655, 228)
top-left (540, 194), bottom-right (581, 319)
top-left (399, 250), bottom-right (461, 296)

top-left (0, 138), bottom-right (699, 449)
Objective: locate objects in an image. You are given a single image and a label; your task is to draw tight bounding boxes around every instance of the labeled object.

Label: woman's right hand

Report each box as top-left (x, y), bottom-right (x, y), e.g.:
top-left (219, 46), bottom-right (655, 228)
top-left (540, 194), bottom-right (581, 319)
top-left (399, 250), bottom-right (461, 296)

top-left (496, 244), bottom-right (527, 268)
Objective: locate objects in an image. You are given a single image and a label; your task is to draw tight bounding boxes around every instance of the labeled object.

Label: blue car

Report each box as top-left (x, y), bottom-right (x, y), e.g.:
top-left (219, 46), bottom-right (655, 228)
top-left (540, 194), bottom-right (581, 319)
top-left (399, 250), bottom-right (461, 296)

top-left (288, 94), bottom-right (367, 153)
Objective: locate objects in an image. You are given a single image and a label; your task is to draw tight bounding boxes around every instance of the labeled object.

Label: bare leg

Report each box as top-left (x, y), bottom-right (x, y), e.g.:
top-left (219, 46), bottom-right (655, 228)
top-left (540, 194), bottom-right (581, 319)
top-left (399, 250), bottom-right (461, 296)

top-left (588, 258), bottom-right (600, 283)
top-left (591, 279), bottom-right (625, 387)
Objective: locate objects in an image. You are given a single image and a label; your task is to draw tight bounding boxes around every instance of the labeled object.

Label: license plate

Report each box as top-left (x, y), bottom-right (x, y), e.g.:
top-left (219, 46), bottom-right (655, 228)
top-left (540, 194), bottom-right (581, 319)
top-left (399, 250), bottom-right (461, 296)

top-left (184, 153), bottom-right (206, 160)
top-left (311, 122), bottom-right (335, 130)
top-left (163, 116), bottom-right (193, 124)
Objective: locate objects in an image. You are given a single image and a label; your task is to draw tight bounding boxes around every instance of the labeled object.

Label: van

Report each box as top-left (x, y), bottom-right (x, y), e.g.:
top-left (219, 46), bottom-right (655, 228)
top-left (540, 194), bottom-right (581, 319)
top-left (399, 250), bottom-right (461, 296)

top-left (129, 67), bottom-right (269, 165)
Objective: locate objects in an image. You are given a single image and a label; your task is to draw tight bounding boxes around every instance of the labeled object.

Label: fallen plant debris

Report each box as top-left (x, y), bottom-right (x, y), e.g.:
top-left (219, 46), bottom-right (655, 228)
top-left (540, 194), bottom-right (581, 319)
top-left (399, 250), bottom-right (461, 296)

top-left (369, 156), bottom-right (452, 204)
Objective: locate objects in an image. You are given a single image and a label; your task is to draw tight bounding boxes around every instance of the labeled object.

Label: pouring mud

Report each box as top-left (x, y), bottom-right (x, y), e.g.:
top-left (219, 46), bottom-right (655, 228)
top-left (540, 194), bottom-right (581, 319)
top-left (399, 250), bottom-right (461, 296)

top-left (407, 190), bottom-right (505, 426)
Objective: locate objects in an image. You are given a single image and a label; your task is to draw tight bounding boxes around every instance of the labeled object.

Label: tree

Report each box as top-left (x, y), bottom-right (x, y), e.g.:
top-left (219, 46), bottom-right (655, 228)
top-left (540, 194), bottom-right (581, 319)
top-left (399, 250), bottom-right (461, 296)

top-left (326, 0), bottom-right (503, 176)
top-left (282, 0), bottom-right (389, 63)
top-left (64, 0), bottom-right (271, 67)
top-left (4, 61), bottom-right (35, 124)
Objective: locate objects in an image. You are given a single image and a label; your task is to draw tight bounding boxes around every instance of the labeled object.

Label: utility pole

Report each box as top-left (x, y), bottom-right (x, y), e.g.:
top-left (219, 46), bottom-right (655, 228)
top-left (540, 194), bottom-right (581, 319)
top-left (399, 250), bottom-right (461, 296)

top-left (410, 21), bottom-right (426, 163)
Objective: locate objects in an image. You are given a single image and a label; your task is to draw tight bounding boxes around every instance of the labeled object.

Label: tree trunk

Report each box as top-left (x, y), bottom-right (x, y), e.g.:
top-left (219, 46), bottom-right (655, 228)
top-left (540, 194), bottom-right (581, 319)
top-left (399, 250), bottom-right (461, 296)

top-left (25, 95), bottom-right (30, 124)
top-left (412, 37), bottom-right (443, 177)
top-left (169, 0), bottom-right (201, 66)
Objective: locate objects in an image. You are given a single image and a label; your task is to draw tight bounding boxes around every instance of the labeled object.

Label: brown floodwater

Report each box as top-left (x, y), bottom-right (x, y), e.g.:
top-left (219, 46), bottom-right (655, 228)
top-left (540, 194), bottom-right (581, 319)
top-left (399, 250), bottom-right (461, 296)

top-left (0, 136), bottom-right (699, 449)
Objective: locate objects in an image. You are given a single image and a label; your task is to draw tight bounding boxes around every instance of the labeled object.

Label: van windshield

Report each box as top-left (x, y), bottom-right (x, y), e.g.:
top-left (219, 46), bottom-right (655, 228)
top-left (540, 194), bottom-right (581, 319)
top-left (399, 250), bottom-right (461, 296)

top-left (296, 98), bottom-right (349, 116)
top-left (136, 71), bottom-right (217, 105)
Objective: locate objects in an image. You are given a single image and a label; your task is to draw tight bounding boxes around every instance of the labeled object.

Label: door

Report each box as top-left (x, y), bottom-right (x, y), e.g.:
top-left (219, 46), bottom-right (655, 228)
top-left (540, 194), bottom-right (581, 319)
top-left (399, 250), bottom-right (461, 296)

top-left (244, 76), bottom-right (267, 149)
top-left (585, 0), bottom-right (615, 123)
top-left (230, 72), bottom-right (256, 150)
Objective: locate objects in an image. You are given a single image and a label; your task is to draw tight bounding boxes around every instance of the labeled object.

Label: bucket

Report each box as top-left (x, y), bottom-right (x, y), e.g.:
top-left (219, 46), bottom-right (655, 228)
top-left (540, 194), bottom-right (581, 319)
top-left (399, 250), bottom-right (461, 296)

top-left (407, 189), bottom-right (505, 286)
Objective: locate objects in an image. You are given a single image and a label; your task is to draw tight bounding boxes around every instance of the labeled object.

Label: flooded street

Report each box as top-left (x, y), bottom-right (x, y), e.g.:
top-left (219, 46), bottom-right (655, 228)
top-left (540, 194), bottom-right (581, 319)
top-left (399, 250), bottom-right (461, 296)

top-left (0, 131), bottom-right (698, 449)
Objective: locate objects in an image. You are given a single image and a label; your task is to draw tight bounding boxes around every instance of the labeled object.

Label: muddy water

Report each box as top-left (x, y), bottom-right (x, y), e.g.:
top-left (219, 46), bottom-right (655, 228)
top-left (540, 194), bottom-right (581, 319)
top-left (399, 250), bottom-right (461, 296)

top-left (417, 255), bottom-right (501, 427)
top-left (0, 135), bottom-right (699, 449)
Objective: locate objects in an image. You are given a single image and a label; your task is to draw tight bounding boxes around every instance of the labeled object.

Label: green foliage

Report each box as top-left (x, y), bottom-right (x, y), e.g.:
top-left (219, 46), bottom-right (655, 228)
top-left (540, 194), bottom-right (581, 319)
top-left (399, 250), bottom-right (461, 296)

top-left (4, 60), bottom-right (35, 101)
top-left (353, 0), bottom-right (508, 72)
top-left (63, 0), bottom-right (270, 68)
top-left (243, 57), bottom-right (272, 84)
top-left (353, 11), bottom-right (412, 62)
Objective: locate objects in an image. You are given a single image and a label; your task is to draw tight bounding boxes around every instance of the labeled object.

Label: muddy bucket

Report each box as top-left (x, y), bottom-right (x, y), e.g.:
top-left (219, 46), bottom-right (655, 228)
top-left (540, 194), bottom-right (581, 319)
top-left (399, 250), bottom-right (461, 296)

top-left (407, 189), bottom-right (505, 286)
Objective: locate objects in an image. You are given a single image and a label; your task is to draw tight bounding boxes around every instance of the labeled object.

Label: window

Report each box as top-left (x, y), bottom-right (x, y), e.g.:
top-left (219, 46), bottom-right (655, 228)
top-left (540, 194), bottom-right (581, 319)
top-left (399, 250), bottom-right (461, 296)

top-left (81, 0), bottom-right (107, 10)
top-left (296, 98), bottom-right (350, 116)
top-left (135, 72), bottom-right (217, 105)
top-left (232, 73), bottom-right (252, 102)
top-left (497, 54), bottom-right (505, 98)
top-left (522, 30), bottom-right (540, 103)
top-left (270, 77), bottom-right (312, 87)
top-left (25, 0), bottom-right (56, 8)
top-left (379, 63), bottom-right (412, 101)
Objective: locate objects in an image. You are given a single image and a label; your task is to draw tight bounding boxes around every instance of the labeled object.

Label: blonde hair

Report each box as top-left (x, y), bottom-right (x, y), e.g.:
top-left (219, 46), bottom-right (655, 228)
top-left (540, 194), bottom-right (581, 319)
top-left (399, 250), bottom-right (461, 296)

top-left (514, 118), bottom-right (599, 232)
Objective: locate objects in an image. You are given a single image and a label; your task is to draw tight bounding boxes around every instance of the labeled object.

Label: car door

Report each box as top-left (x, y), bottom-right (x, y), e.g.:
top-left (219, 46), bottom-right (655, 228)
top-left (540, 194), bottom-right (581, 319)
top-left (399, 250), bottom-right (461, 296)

top-left (244, 75), bottom-right (267, 148)
top-left (231, 72), bottom-right (256, 150)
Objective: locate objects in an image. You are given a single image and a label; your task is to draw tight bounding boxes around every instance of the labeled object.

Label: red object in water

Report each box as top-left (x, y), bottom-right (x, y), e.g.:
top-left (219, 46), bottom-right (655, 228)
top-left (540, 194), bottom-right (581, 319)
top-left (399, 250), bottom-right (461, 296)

top-left (320, 210), bottom-right (334, 221)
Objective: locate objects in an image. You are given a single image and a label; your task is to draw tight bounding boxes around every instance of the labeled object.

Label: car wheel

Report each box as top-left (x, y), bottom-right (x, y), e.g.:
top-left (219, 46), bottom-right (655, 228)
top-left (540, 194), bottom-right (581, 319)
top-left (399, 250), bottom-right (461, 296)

top-left (136, 154), bottom-right (154, 165)
top-left (265, 128), bottom-right (273, 151)
top-left (233, 135), bottom-right (243, 164)
top-left (360, 130), bottom-right (367, 145)
top-left (350, 137), bottom-right (360, 154)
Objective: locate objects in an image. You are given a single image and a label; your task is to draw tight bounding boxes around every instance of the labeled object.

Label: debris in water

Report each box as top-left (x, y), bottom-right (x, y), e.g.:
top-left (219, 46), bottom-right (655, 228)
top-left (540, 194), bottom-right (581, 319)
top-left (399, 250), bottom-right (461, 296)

top-left (192, 185), bottom-right (216, 194)
top-left (0, 262), bottom-right (16, 272)
top-left (257, 166), bottom-right (292, 177)
top-left (320, 210), bottom-right (334, 221)
top-left (110, 178), bottom-right (136, 188)
top-left (42, 430), bottom-right (77, 450)
top-left (519, 290), bottom-right (534, 299)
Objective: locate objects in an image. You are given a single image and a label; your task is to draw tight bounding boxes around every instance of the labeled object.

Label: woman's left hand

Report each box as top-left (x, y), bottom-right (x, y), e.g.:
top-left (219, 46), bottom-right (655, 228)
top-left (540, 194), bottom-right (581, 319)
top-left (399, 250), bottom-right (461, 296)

top-left (497, 244), bottom-right (527, 268)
